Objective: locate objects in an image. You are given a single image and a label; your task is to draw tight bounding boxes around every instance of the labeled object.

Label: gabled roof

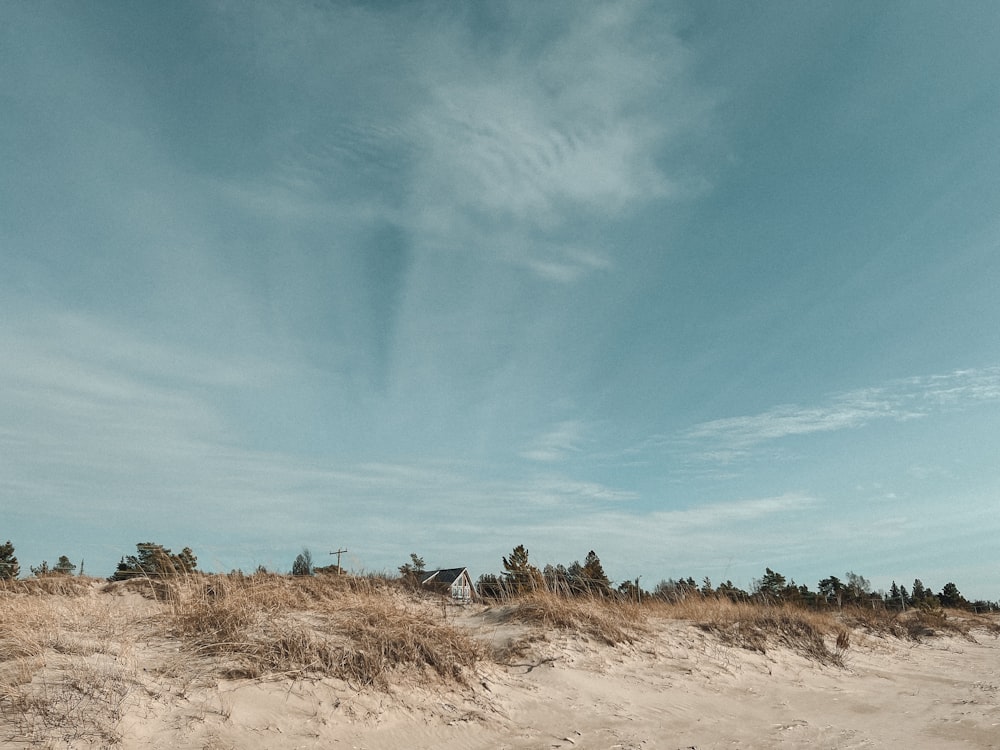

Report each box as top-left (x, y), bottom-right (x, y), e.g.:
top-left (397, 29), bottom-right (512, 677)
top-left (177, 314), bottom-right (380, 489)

top-left (419, 567), bottom-right (469, 585)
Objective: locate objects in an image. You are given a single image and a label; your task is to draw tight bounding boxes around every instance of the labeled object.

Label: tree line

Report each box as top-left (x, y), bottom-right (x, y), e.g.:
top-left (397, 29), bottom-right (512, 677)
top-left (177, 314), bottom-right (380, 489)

top-left (468, 545), bottom-right (998, 613)
top-left (1, 538), bottom-right (996, 612)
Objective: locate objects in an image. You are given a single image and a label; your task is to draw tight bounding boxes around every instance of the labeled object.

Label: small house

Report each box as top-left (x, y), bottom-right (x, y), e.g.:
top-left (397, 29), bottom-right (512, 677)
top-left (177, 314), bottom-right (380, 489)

top-left (419, 567), bottom-right (476, 602)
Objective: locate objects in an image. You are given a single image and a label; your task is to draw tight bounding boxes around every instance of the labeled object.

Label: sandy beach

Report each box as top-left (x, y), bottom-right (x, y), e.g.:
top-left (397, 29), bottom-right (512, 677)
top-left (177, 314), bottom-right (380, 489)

top-left (2, 578), bottom-right (998, 749)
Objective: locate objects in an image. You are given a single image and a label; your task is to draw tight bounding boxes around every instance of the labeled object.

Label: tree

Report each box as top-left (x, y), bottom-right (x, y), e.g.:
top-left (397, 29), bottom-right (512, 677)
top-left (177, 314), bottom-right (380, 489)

top-left (398, 553), bottom-right (426, 581)
top-left (938, 582), bottom-right (967, 609)
top-left (910, 579), bottom-right (940, 608)
top-left (716, 580), bottom-right (748, 603)
top-left (888, 581), bottom-right (906, 610)
top-left (580, 550), bottom-right (611, 595)
top-left (54, 555), bottom-right (77, 576)
top-left (175, 547), bottom-right (198, 574)
top-left (653, 577), bottom-right (698, 602)
top-left (30, 560), bottom-right (51, 577)
top-left (819, 576), bottom-right (845, 607)
top-left (617, 578), bottom-right (645, 603)
top-left (292, 548), bottom-right (313, 576)
top-left (844, 571), bottom-right (871, 604)
top-left (0, 540), bottom-right (19, 580)
top-left (110, 542), bottom-right (198, 580)
top-left (566, 560), bottom-right (586, 594)
top-left (756, 568), bottom-right (787, 601)
top-left (502, 544), bottom-right (542, 595)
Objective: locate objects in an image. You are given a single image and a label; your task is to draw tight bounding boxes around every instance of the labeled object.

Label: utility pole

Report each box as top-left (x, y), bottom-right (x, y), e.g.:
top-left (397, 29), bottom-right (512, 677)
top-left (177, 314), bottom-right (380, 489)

top-left (329, 548), bottom-right (348, 575)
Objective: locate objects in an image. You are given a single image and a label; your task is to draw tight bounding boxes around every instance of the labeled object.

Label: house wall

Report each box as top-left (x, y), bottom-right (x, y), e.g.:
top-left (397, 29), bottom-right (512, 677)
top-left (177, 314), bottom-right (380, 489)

top-left (449, 574), bottom-right (474, 602)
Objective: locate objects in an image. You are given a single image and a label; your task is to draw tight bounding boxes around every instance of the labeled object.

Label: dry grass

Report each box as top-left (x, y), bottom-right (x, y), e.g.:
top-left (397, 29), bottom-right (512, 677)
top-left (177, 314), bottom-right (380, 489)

top-left (3, 573), bottom-right (997, 747)
top-left (494, 591), bottom-right (647, 645)
top-left (842, 604), bottom-right (1000, 641)
top-left (640, 596), bottom-right (1000, 665)
top-left (644, 597), bottom-right (848, 666)
top-left (0, 575), bottom-right (94, 598)
top-left (0, 579), bottom-right (141, 747)
top-left (162, 573), bottom-right (482, 688)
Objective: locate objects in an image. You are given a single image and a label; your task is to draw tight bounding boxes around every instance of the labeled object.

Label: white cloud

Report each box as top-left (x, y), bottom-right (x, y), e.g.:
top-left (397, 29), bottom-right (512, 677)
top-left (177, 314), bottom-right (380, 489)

top-left (414, 83), bottom-right (672, 225)
top-left (401, 3), bottom-right (713, 281)
top-left (186, 2), bottom-right (716, 285)
top-left (683, 367), bottom-right (1000, 456)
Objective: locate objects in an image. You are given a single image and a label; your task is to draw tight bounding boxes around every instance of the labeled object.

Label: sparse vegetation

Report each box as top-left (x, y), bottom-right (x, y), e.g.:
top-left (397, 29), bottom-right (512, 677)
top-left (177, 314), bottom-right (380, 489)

top-left (0, 577), bottom-right (141, 746)
top-left (498, 590), bottom-right (646, 645)
top-left (1, 534), bottom-right (997, 742)
top-left (164, 573), bottom-right (482, 687)
top-left (1, 559), bottom-right (998, 748)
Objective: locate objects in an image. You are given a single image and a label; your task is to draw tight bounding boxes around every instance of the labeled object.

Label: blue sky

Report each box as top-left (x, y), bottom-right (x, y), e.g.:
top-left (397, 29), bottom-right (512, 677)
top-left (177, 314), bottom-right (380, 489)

top-left (3, 1), bottom-right (999, 598)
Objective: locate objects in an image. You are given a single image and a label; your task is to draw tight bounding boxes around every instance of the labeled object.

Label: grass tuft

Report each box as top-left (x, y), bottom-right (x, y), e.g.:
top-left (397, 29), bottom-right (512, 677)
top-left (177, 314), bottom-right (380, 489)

top-left (497, 591), bottom-right (646, 645)
top-left (164, 574), bottom-right (482, 687)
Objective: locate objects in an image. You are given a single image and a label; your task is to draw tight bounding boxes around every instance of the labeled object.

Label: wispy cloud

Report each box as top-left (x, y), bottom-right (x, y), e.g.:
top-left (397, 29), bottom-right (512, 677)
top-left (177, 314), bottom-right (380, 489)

top-left (401, 3), bottom-right (713, 282)
top-left (653, 492), bottom-right (819, 528)
top-left (520, 420), bottom-right (588, 462)
top-left (683, 367), bottom-right (1000, 455)
top-left (0, 311), bottom-right (640, 570)
top-left (175, 3), bottom-right (715, 286)
top-left (514, 476), bottom-right (639, 506)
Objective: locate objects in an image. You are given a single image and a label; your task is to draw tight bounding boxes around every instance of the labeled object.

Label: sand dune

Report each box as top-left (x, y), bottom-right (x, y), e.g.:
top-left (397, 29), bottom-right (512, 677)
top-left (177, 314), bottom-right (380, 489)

top-left (2, 579), bottom-right (998, 749)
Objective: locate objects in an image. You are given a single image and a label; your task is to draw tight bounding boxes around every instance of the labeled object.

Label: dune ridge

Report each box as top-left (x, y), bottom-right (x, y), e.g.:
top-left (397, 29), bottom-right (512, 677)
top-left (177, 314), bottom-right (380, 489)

top-left (2, 574), bottom-right (998, 749)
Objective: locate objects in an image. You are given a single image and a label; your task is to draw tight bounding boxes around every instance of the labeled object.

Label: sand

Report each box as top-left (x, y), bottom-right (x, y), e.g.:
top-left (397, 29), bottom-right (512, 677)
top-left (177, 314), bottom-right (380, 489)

top-left (2, 584), bottom-right (998, 749)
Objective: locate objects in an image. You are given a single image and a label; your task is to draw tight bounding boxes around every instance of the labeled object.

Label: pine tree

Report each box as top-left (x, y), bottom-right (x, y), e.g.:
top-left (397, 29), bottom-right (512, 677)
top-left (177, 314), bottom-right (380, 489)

top-left (502, 544), bottom-right (542, 594)
top-left (938, 582), bottom-right (966, 609)
top-left (175, 548), bottom-right (198, 574)
top-left (0, 540), bottom-right (19, 580)
top-left (889, 581), bottom-right (905, 610)
top-left (110, 542), bottom-right (198, 580)
top-left (757, 568), bottom-right (787, 601)
top-left (581, 550), bottom-right (611, 595)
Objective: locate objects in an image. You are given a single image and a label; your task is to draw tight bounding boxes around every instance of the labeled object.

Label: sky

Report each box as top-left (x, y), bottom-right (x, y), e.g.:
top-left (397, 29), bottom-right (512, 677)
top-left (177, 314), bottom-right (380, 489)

top-left (2, 1), bottom-right (999, 599)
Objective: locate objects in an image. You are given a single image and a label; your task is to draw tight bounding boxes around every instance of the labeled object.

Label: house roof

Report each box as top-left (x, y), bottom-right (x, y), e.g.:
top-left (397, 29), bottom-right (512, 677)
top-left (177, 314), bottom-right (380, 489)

top-left (419, 567), bottom-right (468, 585)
